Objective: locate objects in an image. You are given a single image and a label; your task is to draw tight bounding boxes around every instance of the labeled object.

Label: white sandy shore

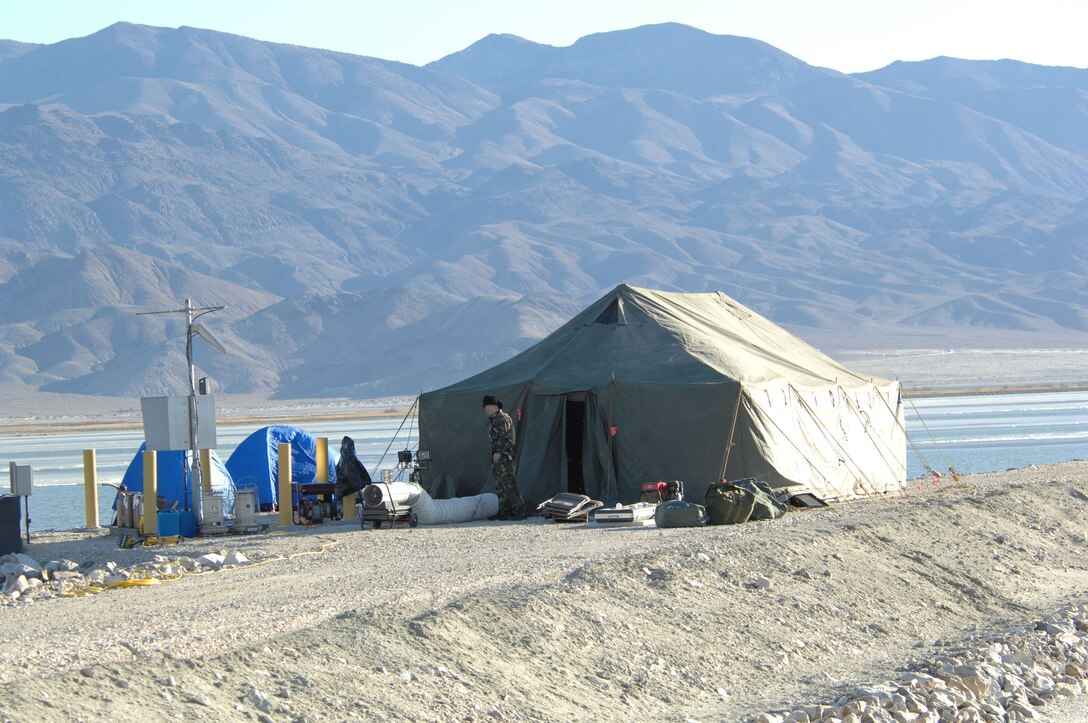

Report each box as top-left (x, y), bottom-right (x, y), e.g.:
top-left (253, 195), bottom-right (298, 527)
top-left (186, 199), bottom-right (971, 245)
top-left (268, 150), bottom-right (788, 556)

top-left (1, 347), bottom-right (1087, 427)
top-left (0, 462), bottom-right (1087, 720)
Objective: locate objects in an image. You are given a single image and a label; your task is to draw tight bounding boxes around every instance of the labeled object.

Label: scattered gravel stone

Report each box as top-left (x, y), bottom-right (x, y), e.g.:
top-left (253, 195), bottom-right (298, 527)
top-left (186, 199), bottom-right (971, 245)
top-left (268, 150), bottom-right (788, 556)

top-left (242, 688), bottom-right (274, 714)
top-left (756, 602), bottom-right (1088, 722)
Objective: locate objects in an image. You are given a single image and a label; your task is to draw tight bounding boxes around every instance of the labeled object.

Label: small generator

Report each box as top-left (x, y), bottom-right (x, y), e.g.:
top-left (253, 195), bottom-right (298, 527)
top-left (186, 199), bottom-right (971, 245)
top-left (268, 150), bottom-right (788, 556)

top-left (295, 483), bottom-right (342, 525)
top-left (639, 480), bottom-right (684, 504)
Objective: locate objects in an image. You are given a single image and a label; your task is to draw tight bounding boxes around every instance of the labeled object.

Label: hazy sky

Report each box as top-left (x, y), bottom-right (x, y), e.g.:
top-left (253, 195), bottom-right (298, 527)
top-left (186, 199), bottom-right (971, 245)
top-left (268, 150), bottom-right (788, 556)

top-left (4, 0), bottom-right (1087, 73)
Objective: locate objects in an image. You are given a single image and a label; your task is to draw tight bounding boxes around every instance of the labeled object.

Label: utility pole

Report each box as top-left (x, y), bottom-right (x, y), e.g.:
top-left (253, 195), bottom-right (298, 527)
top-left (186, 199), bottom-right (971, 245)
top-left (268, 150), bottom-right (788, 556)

top-left (137, 299), bottom-right (225, 517)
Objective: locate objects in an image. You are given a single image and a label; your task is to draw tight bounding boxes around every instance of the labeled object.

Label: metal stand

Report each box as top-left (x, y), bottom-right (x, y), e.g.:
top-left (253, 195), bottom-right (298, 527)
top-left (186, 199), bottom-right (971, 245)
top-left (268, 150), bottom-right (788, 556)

top-left (357, 502), bottom-right (417, 529)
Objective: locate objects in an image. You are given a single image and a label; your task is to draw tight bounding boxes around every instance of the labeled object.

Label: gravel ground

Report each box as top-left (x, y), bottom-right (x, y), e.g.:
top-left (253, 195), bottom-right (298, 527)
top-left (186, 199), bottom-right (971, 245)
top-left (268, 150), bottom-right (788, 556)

top-left (1, 462), bottom-right (1087, 721)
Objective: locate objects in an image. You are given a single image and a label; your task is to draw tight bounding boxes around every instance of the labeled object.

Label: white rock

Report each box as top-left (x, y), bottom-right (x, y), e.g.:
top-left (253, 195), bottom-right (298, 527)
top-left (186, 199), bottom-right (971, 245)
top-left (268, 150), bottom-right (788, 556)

top-left (50, 570), bottom-right (82, 580)
top-left (1005, 700), bottom-right (1039, 719)
top-left (0, 563), bottom-right (40, 579)
top-left (843, 699), bottom-right (868, 715)
top-left (749, 575), bottom-right (773, 590)
top-left (0, 553), bottom-right (41, 570)
top-left (855, 686), bottom-right (893, 705)
top-left (223, 551), bottom-right (249, 566)
top-left (2, 574), bottom-right (30, 595)
top-left (198, 553), bottom-right (225, 568)
top-left (902, 672), bottom-right (942, 687)
top-left (927, 691), bottom-right (956, 709)
top-left (1056, 682), bottom-right (1079, 697)
top-left (242, 689), bottom-right (274, 714)
top-left (44, 559), bottom-right (78, 572)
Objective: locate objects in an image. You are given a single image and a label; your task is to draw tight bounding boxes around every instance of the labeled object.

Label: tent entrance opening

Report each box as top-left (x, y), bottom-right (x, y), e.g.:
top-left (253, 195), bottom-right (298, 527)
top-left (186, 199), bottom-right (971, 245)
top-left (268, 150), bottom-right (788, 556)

top-left (565, 397), bottom-right (586, 495)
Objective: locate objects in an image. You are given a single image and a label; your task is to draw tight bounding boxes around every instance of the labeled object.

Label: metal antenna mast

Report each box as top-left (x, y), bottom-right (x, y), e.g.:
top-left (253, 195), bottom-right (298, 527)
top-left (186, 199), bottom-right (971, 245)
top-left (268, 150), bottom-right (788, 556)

top-left (137, 299), bottom-right (226, 512)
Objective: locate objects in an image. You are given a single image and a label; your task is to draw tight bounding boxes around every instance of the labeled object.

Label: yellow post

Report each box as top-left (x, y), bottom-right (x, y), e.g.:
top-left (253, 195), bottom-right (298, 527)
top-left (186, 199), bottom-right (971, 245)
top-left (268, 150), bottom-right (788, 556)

top-left (278, 443), bottom-right (293, 526)
top-left (316, 437), bottom-right (329, 483)
top-left (83, 449), bottom-right (99, 529)
top-left (343, 492), bottom-right (357, 520)
top-left (142, 450), bottom-right (158, 536)
top-left (200, 449), bottom-right (213, 492)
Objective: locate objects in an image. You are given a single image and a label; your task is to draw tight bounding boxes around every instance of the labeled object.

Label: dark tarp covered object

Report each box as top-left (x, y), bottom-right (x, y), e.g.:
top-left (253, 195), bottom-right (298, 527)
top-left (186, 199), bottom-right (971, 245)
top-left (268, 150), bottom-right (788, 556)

top-left (334, 436), bottom-right (372, 500)
top-left (419, 284), bottom-right (905, 508)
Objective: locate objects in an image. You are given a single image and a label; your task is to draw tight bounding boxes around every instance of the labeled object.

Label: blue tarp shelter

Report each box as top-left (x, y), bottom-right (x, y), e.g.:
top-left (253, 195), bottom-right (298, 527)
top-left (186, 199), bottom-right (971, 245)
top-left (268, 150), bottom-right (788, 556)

top-left (118, 444), bottom-right (234, 511)
top-left (225, 426), bottom-right (337, 509)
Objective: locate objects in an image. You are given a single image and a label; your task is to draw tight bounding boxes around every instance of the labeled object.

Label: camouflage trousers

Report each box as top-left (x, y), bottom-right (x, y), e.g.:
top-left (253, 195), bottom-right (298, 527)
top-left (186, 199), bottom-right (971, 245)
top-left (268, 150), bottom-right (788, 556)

top-left (492, 459), bottom-right (526, 517)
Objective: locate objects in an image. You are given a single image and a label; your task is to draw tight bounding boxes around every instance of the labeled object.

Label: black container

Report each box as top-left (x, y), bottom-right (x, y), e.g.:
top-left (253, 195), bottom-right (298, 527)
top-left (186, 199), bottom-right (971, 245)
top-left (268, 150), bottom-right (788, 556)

top-left (0, 495), bottom-right (23, 555)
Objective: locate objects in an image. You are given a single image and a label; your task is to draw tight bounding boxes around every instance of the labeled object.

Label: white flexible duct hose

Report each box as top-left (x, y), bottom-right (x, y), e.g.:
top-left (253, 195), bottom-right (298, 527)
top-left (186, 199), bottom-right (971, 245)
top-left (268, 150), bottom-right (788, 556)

top-left (362, 481), bottom-right (498, 524)
top-left (414, 487), bottom-right (498, 525)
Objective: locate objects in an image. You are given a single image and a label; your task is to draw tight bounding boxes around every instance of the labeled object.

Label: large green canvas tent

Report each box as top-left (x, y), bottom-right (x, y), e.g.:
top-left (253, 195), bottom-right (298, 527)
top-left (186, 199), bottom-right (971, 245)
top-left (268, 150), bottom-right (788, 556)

top-left (419, 285), bottom-right (906, 507)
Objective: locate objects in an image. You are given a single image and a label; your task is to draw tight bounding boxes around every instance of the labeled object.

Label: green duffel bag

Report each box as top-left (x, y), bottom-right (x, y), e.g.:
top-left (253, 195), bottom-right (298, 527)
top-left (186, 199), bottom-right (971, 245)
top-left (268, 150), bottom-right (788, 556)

top-left (654, 500), bottom-right (707, 528)
top-left (704, 482), bottom-right (756, 525)
top-left (732, 477), bottom-right (788, 521)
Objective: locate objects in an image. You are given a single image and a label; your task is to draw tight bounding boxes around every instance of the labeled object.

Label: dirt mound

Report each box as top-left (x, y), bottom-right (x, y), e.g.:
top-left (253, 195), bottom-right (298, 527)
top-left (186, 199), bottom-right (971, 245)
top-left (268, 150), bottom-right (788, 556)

top-left (1, 462), bottom-right (1087, 721)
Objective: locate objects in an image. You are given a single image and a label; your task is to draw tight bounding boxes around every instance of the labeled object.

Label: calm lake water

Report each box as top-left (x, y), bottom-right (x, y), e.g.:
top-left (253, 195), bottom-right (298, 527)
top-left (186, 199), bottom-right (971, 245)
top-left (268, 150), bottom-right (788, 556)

top-left (905, 390), bottom-right (1088, 478)
top-left (2, 390), bottom-right (1086, 531)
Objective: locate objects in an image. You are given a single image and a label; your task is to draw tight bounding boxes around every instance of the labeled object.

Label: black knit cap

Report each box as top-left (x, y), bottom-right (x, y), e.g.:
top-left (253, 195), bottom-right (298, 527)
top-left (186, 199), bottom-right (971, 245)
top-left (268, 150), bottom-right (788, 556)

top-left (482, 394), bottom-right (502, 409)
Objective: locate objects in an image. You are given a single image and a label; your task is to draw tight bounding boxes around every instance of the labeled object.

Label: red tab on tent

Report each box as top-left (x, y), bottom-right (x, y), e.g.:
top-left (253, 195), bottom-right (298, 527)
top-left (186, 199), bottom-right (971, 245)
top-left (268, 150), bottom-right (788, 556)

top-left (516, 408), bottom-right (522, 420)
top-left (610, 426), bottom-right (617, 437)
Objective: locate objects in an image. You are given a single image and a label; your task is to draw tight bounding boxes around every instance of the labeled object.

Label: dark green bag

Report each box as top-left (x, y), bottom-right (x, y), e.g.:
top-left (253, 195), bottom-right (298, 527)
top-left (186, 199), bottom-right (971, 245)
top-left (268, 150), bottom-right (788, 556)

top-left (654, 500), bottom-right (707, 528)
top-left (733, 478), bottom-right (788, 521)
top-left (704, 482), bottom-right (756, 525)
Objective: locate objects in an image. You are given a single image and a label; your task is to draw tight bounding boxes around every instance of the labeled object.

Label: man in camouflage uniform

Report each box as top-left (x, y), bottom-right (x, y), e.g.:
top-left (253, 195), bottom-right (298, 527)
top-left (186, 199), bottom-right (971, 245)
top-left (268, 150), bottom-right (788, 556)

top-left (483, 394), bottom-right (526, 519)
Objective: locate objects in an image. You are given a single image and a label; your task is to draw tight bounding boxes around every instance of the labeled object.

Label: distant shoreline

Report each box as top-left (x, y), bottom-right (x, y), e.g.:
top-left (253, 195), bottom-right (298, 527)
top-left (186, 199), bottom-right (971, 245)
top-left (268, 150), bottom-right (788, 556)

top-left (0, 382), bottom-right (1085, 437)
top-left (902, 381), bottom-right (1088, 398)
top-left (0, 406), bottom-right (410, 437)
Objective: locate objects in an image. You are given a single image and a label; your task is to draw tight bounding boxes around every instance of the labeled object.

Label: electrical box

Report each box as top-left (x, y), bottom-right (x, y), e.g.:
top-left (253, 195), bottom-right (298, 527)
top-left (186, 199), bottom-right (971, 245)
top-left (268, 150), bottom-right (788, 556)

top-left (234, 489), bottom-right (258, 530)
top-left (141, 395), bottom-right (217, 450)
top-left (8, 463), bottom-right (32, 496)
top-left (201, 492), bottom-right (227, 534)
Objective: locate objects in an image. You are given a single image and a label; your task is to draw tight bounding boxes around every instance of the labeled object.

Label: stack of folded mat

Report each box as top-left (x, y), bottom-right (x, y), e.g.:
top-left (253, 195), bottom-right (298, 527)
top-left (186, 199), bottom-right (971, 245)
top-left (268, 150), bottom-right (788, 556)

top-left (537, 493), bottom-right (603, 522)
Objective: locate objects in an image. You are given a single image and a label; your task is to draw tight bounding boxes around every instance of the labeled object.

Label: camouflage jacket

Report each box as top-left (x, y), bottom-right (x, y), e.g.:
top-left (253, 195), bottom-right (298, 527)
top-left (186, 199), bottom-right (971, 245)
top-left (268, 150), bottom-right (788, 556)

top-left (488, 409), bottom-right (516, 461)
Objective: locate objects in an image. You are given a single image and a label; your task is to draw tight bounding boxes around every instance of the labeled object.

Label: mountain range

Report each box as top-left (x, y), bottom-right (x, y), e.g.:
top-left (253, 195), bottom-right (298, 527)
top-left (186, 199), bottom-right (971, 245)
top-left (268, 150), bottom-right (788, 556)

top-left (0, 22), bottom-right (1085, 399)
